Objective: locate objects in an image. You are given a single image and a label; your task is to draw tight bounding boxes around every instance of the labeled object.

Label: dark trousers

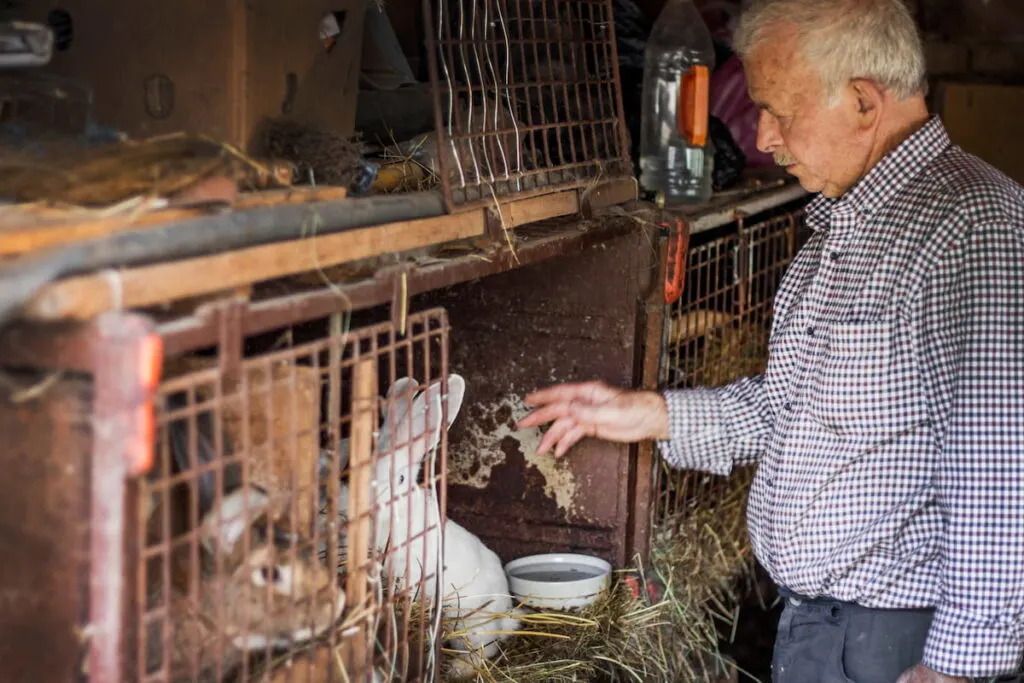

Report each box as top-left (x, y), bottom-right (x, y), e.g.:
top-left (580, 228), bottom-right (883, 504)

top-left (772, 588), bottom-right (932, 683)
top-left (771, 589), bottom-right (1023, 683)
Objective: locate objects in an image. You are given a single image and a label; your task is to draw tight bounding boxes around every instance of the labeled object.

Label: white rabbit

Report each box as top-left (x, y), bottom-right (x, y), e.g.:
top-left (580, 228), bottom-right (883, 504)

top-left (375, 374), bottom-right (522, 679)
top-left (316, 377), bottom-right (419, 569)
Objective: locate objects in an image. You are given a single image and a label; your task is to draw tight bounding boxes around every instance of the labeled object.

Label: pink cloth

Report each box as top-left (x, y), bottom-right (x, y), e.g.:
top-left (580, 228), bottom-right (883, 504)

top-left (709, 54), bottom-right (774, 167)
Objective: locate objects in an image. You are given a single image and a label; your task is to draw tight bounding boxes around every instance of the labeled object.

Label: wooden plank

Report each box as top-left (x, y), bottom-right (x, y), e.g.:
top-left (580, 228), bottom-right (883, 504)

top-left (23, 209), bottom-right (484, 321)
top-left (0, 186), bottom-right (350, 257)
top-left (504, 190), bottom-right (580, 227)
top-left (580, 177), bottom-right (639, 217)
top-left (341, 357), bottom-right (377, 679)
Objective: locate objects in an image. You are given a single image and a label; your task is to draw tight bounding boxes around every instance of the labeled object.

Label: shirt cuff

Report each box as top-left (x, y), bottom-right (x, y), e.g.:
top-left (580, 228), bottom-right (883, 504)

top-left (655, 388), bottom-right (733, 476)
top-left (921, 604), bottom-right (1024, 678)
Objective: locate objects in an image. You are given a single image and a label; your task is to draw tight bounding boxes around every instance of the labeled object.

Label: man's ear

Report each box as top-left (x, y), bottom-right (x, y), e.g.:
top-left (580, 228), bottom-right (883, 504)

top-left (848, 78), bottom-right (884, 128)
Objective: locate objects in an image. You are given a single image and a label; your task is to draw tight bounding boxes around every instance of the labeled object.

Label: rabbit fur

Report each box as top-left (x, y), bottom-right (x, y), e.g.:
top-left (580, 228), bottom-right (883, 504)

top-left (137, 393), bottom-right (345, 683)
top-left (319, 375), bottom-right (521, 678)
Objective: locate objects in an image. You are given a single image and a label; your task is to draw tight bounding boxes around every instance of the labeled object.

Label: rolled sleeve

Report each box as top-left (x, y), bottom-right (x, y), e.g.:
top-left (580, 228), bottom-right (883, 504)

top-left (656, 387), bottom-right (732, 475)
top-left (656, 374), bottom-right (775, 475)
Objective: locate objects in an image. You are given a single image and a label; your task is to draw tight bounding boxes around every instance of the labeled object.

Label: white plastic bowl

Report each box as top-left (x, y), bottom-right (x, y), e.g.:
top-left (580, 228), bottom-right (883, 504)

top-left (504, 553), bottom-right (612, 611)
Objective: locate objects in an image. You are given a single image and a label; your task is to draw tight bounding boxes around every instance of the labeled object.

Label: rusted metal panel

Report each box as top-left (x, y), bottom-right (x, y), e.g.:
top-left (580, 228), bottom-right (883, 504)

top-left (626, 230), bottom-right (669, 563)
top-left (0, 372), bottom-right (91, 683)
top-left (416, 230), bottom-right (654, 568)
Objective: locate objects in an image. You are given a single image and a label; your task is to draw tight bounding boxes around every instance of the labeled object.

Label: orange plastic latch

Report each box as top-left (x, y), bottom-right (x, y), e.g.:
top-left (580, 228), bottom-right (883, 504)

top-left (678, 64), bottom-right (710, 147)
top-left (130, 333), bottom-right (164, 477)
top-left (663, 217), bottom-right (690, 305)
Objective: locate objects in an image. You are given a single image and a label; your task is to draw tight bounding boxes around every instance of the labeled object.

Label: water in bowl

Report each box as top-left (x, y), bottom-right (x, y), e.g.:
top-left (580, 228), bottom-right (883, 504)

top-left (510, 563), bottom-right (605, 583)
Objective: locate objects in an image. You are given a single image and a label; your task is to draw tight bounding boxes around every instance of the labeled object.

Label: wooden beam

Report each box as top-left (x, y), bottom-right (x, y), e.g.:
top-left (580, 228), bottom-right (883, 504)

top-left (339, 356), bottom-right (377, 680)
top-left (22, 209), bottom-right (484, 321)
top-left (504, 189), bottom-right (580, 227)
top-left (0, 186), bottom-right (350, 257)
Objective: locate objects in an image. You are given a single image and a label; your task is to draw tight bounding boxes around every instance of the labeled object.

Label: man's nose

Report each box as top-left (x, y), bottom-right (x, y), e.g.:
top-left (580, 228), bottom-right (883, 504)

top-left (756, 110), bottom-right (781, 153)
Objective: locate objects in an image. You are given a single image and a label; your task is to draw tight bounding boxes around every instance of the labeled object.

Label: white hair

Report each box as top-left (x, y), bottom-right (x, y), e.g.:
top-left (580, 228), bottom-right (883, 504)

top-left (733, 0), bottom-right (927, 107)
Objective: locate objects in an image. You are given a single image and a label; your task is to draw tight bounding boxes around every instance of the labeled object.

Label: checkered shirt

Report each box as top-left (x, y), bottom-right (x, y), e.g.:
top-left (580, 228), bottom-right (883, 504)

top-left (657, 116), bottom-right (1024, 678)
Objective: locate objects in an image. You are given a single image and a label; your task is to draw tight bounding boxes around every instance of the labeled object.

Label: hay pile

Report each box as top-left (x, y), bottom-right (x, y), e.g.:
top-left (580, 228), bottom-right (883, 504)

top-left (442, 467), bottom-right (754, 683)
top-left (0, 133), bottom-right (290, 206)
top-left (683, 320), bottom-right (771, 389)
top-left (249, 117), bottom-right (368, 190)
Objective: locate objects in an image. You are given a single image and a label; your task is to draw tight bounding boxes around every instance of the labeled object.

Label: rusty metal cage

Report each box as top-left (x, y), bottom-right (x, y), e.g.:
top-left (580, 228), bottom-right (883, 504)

top-left (652, 204), bottom-right (809, 526)
top-left (134, 307), bottom-right (453, 683)
top-left (424, 0), bottom-right (633, 211)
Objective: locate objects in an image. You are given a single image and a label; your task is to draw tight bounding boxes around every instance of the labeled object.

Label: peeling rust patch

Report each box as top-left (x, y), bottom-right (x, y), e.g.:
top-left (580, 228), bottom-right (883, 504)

top-left (452, 396), bottom-right (579, 515)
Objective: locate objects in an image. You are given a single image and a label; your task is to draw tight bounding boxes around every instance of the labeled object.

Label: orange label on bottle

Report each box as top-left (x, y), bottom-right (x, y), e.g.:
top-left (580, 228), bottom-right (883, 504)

top-left (678, 64), bottom-right (709, 147)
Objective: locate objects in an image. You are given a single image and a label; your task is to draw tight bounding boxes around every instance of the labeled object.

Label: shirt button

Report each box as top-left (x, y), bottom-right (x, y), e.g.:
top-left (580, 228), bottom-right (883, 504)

top-left (806, 326), bottom-right (815, 336)
top-left (784, 402), bottom-right (793, 411)
top-left (830, 251), bottom-right (840, 261)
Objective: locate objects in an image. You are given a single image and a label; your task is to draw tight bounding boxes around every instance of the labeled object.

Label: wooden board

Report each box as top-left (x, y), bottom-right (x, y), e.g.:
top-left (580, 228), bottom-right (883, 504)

top-left (21, 0), bottom-right (368, 148)
top-left (22, 209), bottom-right (485, 321)
top-left (938, 82), bottom-right (1024, 187)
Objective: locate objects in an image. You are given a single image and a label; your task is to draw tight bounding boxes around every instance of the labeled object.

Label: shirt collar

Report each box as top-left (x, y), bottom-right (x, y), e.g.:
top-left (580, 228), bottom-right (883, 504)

top-left (804, 115), bottom-right (952, 233)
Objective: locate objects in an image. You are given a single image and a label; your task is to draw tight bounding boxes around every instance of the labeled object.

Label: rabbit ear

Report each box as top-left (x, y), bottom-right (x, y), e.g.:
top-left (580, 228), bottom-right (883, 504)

top-left (444, 374), bottom-right (466, 429)
top-left (199, 485), bottom-right (270, 555)
top-left (379, 377), bottom-right (418, 452)
top-left (164, 390), bottom-right (241, 517)
top-left (417, 382), bottom-right (447, 456)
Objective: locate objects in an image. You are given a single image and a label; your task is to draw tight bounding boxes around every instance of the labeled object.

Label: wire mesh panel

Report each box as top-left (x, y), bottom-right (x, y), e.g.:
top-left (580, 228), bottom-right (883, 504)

top-left (131, 309), bottom-right (452, 683)
top-left (424, 0), bottom-right (633, 210)
top-left (653, 208), bottom-right (805, 525)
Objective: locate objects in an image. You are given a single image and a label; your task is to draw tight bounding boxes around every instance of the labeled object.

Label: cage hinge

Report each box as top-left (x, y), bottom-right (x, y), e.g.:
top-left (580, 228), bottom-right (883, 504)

top-left (379, 264), bottom-right (413, 337)
top-left (212, 296), bottom-right (247, 383)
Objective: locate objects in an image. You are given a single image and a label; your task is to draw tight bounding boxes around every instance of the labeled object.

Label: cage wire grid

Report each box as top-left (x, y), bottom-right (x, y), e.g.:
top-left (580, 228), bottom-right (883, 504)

top-left (132, 309), bottom-right (452, 683)
top-left (653, 209), bottom-right (806, 525)
top-left (424, 0), bottom-right (633, 211)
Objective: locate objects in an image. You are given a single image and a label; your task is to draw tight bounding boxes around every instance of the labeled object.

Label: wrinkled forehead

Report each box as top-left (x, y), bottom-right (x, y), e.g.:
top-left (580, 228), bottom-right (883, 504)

top-left (743, 25), bottom-right (821, 110)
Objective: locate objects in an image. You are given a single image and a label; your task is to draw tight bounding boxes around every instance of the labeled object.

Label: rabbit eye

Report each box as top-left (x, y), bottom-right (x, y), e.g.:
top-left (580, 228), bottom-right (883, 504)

top-left (398, 474), bottom-right (405, 485)
top-left (254, 565), bottom-right (283, 586)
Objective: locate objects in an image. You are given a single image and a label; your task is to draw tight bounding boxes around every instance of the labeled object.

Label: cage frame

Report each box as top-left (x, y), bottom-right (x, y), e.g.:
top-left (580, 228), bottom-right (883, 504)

top-left (422, 0), bottom-right (636, 213)
top-left (0, 180), bottom-right (811, 683)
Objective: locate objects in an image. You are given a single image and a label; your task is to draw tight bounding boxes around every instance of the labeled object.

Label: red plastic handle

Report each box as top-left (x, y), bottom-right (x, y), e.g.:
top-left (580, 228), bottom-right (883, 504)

top-left (663, 217), bottom-right (690, 305)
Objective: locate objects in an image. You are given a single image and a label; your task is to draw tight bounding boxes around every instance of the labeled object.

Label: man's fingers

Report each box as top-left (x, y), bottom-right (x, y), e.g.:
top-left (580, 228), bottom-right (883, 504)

top-left (554, 425), bottom-right (587, 458)
top-left (517, 402), bottom-right (572, 429)
top-left (536, 416), bottom-right (577, 456)
top-left (523, 381), bottom-right (617, 408)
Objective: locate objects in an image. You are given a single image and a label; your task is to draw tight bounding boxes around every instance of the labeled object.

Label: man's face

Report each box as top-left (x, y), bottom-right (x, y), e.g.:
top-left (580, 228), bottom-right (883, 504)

top-left (744, 26), bottom-right (872, 198)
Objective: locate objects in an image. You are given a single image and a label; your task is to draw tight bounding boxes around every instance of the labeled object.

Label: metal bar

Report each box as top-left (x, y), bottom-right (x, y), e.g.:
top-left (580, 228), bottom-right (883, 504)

top-left (602, 0), bottom-right (633, 168)
top-left (681, 183), bottom-right (809, 236)
top-left (0, 191), bottom-right (448, 329)
top-left (87, 312), bottom-right (162, 683)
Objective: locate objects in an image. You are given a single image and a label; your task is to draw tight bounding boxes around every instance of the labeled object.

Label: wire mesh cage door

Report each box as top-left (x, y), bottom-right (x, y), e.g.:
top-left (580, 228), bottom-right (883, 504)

top-left (653, 209), bottom-right (804, 526)
top-left (131, 308), bottom-right (453, 683)
top-left (423, 0), bottom-right (634, 211)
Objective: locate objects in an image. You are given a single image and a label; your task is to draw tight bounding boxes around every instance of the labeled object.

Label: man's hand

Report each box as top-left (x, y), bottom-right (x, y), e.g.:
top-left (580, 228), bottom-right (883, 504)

top-left (517, 381), bottom-right (669, 457)
top-left (895, 664), bottom-right (968, 683)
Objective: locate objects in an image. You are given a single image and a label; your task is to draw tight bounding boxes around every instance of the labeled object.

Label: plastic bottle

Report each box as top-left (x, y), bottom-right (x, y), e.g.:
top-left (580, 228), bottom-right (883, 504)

top-left (638, 0), bottom-right (716, 205)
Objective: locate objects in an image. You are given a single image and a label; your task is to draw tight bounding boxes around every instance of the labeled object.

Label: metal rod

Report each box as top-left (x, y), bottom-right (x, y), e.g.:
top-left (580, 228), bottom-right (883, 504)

top-left (0, 192), bottom-right (446, 330)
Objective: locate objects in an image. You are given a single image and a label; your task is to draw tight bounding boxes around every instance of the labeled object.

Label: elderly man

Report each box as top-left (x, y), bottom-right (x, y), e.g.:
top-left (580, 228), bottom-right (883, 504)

top-left (518, 1), bottom-right (1024, 682)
